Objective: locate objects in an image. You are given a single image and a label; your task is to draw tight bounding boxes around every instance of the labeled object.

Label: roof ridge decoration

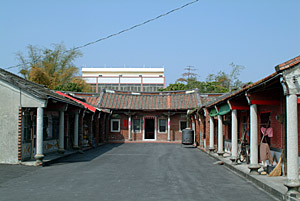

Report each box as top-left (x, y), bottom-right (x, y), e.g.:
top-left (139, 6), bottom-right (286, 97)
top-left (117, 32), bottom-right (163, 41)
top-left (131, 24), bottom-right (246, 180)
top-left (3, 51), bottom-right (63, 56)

top-left (98, 88), bottom-right (107, 107)
top-left (185, 90), bottom-right (195, 94)
top-left (131, 92), bottom-right (141, 95)
top-left (275, 55), bottom-right (300, 72)
top-left (102, 88), bottom-right (200, 95)
top-left (106, 89), bottom-right (115, 94)
top-left (98, 88), bottom-right (201, 110)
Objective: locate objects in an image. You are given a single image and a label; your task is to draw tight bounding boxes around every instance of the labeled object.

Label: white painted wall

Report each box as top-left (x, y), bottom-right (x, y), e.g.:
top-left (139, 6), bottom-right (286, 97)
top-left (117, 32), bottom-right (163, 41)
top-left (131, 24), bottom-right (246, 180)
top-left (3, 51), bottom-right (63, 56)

top-left (0, 80), bottom-right (45, 164)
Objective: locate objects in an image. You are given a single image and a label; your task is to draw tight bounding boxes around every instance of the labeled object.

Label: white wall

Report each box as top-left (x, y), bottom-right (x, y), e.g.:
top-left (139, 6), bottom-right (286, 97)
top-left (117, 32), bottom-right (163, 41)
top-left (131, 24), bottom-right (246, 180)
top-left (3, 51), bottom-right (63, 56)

top-left (0, 80), bottom-right (45, 164)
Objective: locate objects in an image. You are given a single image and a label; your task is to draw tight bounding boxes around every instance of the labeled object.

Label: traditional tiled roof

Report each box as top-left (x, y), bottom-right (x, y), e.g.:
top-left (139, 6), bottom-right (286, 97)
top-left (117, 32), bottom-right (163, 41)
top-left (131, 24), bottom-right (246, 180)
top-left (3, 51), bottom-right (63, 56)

top-left (84, 96), bottom-right (100, 107)
top-left (199, 93), bottom-right (224, 105)
top-left (64, 92), bottom-right (111, 113)
top-left (0, 68), bottom-right (83, 107)
top-left (56, 91), bottom-right (97, 112)
top-left (66, 92), bottom-right (101, 107)
top-left (275, 55), bottom-right (300, 72)
top-left (98, 89), bottom-right (202, 110)
top-left (204, 92), bottom-right (233, 108)
top-left (72, 94), bottom-right (100, 107)
top-left (207, 54), bottom-right (300, 108)
top-left (205, 72), bottom-right (280, 108)
top-left (188, 55), bottom-right (300, 112)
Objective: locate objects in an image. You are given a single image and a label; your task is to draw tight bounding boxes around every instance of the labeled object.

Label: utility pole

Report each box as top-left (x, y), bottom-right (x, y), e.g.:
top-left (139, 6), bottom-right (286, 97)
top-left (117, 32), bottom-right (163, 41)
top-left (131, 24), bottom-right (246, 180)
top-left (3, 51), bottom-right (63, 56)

top-left (176, 65), bottom-right (198, 84)
top-left (184, 65), bottom-right (197, 80)
top-left (185, 65), bottom-right (194, 80)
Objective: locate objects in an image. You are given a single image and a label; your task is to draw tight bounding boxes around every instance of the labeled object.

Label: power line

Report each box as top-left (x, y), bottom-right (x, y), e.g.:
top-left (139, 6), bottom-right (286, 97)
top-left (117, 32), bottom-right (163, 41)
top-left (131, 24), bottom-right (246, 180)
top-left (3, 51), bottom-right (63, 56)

top-left (4, 0), bottom-right (200, 70)
top-left (72, 0), bottom-right (200, 51)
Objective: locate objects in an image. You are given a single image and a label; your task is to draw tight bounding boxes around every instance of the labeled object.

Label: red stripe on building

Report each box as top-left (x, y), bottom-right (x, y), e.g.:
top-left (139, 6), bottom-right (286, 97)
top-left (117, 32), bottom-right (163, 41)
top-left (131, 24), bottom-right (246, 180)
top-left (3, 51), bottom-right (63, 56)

top-left (56, 91), bottom-right (97, 112)
top-left (251, 100), bottom-right (280, 106)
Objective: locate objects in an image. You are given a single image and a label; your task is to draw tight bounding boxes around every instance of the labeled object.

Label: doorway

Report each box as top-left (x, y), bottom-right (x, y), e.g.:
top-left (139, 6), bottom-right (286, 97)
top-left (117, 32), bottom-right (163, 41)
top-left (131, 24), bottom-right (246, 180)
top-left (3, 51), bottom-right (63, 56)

top-left (145, 118), bottom-right (155, 140)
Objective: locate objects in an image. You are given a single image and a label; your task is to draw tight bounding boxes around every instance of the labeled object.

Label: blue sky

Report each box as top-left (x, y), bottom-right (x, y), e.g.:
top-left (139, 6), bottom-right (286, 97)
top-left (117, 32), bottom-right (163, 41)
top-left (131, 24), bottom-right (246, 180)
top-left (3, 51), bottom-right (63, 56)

top-left (1, 0), bottom-right (299, 85)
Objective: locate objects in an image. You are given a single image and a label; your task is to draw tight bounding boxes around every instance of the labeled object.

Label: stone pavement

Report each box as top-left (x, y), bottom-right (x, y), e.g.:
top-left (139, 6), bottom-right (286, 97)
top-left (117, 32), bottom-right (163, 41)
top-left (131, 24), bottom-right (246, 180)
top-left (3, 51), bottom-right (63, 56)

top-left (201, 149), bottom-right (299, 201)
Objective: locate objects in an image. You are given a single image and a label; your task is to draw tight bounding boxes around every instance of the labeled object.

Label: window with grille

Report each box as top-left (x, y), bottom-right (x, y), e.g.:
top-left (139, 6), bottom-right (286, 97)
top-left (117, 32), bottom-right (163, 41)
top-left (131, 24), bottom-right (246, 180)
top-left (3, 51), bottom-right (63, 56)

top-left (132, 119), bottom-right (141, 132)
top-left (111, 119), bottom-right (120, 132)
top-left (159, 119), bottom-right (167, 133)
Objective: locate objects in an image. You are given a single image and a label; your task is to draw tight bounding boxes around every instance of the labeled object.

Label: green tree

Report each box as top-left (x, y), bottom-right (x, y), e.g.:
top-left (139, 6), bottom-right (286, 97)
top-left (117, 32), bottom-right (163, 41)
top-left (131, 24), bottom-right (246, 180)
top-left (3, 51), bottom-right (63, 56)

top-left (176, 65), bottom-right (198, 87)
top-left (205, 63), bottom-right (245, 92)
top-left (228, 62), bottom-right (245, 91)
top-left (158, 83), bottom-right (188, 91)
top-left (17, 43), bottom-right (91, 92)
top-left (163, 63), bottom-right (248, 93)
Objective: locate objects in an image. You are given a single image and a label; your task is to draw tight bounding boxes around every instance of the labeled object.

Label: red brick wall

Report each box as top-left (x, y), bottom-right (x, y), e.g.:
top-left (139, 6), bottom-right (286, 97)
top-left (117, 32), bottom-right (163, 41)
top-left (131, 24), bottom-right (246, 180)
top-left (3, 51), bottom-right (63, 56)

top-left (188, 115), bottom-right (201, 146)
top-left (224, 123), bottom-right (230, 140)
top-left (203, 111), bottom-right (218, 149)
top-left (170, 114), bottom-right (185, 141)
top-left (106, 111), bottom-right (187, 142)
top-left (194, 116), bottom-right (200, 146)
top-left (157, 115), bottom-right (168, 141)
top-left (190, 111), bottom-right (212, 148)
top-left (258, 104), bottom-right (284, 150)
top-left (204, 109), bottom-right (210, 147)
top-left (199, 115), bottom-right (206, 148)
top-left (107, 114), bottom-right (128, 141)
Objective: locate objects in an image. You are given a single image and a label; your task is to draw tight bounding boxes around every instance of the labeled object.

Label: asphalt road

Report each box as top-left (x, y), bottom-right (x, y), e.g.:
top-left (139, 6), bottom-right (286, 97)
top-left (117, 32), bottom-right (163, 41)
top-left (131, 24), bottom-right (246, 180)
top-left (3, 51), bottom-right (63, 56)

top-left (0, 143), bottom-right (277, 201)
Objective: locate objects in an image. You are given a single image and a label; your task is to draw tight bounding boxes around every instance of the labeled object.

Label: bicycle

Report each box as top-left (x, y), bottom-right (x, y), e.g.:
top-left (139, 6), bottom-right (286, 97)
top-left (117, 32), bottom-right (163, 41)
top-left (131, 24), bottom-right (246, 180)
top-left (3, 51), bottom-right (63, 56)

top-left (235, 129), bottom-right (250, 164)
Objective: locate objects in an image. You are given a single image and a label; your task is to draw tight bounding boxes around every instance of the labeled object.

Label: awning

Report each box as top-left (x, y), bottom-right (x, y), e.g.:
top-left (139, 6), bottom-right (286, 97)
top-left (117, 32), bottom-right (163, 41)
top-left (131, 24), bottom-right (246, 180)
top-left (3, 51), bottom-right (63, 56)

top-left (209, 108), bottom-right (218, 117)
top-left (218, 103), bottom-right (231, 116)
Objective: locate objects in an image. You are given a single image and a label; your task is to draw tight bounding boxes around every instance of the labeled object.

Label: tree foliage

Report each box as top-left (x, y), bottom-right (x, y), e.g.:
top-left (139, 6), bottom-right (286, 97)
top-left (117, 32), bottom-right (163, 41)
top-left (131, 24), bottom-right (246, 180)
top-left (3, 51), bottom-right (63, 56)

top-left (158, 83), bottom-right (188, 91)
top-left (17, 43), bottom-right (91, 92)
top-left (161, 63), bottom-right (249, 93)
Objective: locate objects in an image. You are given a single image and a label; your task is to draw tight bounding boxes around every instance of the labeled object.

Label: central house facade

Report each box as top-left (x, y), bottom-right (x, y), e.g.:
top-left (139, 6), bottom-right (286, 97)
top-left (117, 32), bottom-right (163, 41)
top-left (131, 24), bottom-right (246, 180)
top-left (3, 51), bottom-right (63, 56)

top-left (97, 89), bottom-right (203, 142)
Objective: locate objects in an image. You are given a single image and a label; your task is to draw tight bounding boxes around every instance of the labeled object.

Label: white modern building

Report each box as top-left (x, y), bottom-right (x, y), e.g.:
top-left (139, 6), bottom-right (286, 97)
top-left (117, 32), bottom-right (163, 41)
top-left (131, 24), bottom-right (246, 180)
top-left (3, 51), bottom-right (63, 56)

top-left (81, 67), bottom-right (165, 93)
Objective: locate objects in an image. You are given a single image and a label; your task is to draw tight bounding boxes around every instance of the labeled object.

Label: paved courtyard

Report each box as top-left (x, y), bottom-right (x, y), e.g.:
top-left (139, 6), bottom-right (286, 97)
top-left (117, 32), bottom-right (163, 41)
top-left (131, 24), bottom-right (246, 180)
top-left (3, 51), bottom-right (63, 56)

top-left (0, 143), bottom-right (277, 201)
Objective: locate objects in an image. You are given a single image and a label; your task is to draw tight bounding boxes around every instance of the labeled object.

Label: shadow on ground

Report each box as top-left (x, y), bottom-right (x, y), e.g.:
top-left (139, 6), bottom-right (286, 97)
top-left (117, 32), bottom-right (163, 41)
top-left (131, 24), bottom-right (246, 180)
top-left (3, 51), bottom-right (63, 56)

top-left (45, 143), bottom-right (124, 166)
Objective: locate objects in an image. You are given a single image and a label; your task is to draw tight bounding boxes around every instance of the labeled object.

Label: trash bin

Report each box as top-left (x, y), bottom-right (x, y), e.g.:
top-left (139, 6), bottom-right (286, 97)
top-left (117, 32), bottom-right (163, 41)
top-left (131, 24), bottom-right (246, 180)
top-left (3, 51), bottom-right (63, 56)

top-left (182, 128), bottom-right (194, 145)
